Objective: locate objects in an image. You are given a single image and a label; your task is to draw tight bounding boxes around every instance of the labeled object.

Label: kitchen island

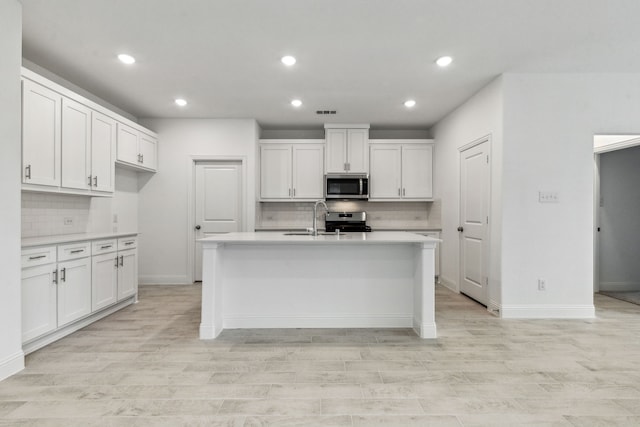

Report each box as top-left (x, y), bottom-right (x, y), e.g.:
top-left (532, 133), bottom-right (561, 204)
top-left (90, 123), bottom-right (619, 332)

top-left (198, 232), bottom-right (439, 339)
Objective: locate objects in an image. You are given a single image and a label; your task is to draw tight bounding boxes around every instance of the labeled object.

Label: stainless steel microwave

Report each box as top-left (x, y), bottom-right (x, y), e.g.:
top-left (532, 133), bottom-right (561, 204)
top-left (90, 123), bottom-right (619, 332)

top-left (325, 174), bottom-right (369, 200)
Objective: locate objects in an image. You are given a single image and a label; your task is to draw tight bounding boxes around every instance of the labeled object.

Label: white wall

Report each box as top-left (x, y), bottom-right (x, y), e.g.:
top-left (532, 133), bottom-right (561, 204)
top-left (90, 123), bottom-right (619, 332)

top-left (89, 168), bottom-right (140, 234)
top-left (0, 0), bottom-right (24, 380)
top-left (137, 119), bottom-right (259, 284)
top-left (431, 77), bottom-right (504, 309)
top-left (597, 145), bottom-right (640, 291)
top-left (500, 73), bottom-right (640, 317)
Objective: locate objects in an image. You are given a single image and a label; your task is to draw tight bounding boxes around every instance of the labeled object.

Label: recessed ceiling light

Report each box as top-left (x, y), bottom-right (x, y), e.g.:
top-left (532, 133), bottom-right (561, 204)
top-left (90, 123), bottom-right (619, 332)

top-left (291, 99), bottom-right (302, 107)
top-left (404, 100), bottom-right (416, 108)
top-left (117, 54), bottom-right (136, 65)
top-left (436, 56), bottom-right (453, 67)
top-left (281, 55), bottom-right (297, 66)
top-left (175, 98), bottom-right (187, 107)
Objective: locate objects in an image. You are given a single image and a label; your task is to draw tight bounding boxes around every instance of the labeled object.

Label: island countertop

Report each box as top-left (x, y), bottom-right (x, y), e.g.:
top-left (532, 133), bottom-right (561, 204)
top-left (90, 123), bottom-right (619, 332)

top-left (199, 231), bottom-right (440, 245)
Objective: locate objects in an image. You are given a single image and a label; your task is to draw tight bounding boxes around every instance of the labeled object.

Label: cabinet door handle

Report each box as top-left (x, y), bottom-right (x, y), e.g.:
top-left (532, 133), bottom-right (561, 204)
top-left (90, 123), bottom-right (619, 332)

top-left (347, 162), bottom-right (350, 171)
top-left (119, 255), bottom-right (124, 267)
top-left (29, 255), bottom-right (46, 260)
top-left (140, 154), bottom-right (144, 163)
top-left (88, 175), bottom-right (92, 186)
top-left (101, 245), bottom-right (113, 249)
top-left (93, 176), bottom-right (98, 187)
top-left (60, 267), bottom-right (66, 282)
top-left (124, 241), bottom-right (134, 246)
top-left (293, 188), bottom-right (296, 197)
top-left (52, 269), bottom-right (58, 284)
top-left (70, 249), bottom-right (84, 254)
top-left (114, 256), bottom-right (119, 267)
top-left (288, 188), bottom-right (291, 197)
top-left (402, 188), bottom-right (406, 197)
top-left (344, 162), bottom-right (347, 172)
top-left (25, 165), bottom-right (31, 180)
top-left (398, 188), bottom-right (401, 196)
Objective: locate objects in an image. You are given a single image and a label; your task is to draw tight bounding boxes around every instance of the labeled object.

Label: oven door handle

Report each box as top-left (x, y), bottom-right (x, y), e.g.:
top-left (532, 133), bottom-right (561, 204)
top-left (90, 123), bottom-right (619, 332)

top-left (359, 178), bottom-right (363, 196)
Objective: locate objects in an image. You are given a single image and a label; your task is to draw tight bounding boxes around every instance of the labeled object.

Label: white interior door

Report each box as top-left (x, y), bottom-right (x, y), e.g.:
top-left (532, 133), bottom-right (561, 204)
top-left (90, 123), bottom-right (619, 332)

top-left (459, 140), bottom-right (490, 305)
top-left (194, 161), bottom-right (243, 281)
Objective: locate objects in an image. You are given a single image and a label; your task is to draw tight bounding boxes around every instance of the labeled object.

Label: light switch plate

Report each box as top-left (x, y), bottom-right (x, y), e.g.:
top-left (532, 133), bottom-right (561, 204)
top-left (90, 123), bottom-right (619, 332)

top-left (539, 191), bottom-right (559, 203)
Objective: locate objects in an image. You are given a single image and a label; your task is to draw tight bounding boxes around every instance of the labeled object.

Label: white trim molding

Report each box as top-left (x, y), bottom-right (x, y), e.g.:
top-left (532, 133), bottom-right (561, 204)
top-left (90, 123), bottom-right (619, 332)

top-left (599, 282), bottom-right (640, 292)
top-left (0, 350), bottom-right (24, 382)
top-left (500, 304), bottom-right (595, 319)
top-left (139, 275), bottom-right (191, 285)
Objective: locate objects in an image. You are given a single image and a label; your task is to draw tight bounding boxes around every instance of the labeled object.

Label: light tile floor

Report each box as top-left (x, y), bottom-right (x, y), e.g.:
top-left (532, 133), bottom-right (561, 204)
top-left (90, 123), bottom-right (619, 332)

top-left (1, 285), bottom-right (639, 426)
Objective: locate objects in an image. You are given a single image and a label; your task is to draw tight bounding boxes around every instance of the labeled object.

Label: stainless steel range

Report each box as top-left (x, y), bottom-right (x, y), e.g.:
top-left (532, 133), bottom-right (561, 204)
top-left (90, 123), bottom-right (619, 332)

top-left (325, 211), bottom-right (371, 232)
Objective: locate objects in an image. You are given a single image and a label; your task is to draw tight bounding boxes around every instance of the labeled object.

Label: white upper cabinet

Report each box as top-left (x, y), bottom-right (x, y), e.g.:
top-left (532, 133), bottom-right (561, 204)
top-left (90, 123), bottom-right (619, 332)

top-left (369, 140), bottom-right (434, 201)
top-left (325, 125), bottom-right (369, 174)
top-left (61, 98), bottom-right (91, 191)
top-left (22, 79), bottom-right (61, 187)
top-left (21, 68), bottom-right (157, 196)
top-left (369, 144), bottom-right (402, 199)
top-left (260, 144), bottom-right (292, 199)
top-left (260, 141), bottom-right (324, 201)
top-left (116, 124), bottom-right (158, 172)
top-left (401, 144), bottom-right (433, 199)
top-left (292, 144), bottom-right (325, 199)
top-left (90, 112), bottom-right (117, 193)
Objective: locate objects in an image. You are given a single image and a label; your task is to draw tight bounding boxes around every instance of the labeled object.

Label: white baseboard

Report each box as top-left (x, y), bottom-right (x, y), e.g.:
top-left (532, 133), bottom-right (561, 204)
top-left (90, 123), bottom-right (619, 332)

top-left (22, 297), bottom-right (135, 355)
top-left (599, 282), bottom-right (640, 292)
top-left (139, 275), bottom-right (191, 285)
top-left (413, 319), bottom-right (437, 339)
top-left (439, 276), bottom-right (458, 293)
top-left (500, 304), bottom-right (595, 319)
top-left (0, 350), bottom-right (24, 382)
top-left (223, 314), bottom-right (413, 329)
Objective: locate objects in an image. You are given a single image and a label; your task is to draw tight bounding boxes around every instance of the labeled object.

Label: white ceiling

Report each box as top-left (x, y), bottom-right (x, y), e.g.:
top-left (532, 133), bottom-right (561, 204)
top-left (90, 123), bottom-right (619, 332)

top-left (21, 0), bottom-right (640, 129)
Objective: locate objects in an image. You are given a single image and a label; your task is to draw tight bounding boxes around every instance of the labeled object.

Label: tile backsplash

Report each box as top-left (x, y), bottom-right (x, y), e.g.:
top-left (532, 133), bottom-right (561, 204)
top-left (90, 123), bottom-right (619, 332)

top-left (257, 199), bottom-right (441, 230)
top-left (22, 193), bottom-right (90, 237)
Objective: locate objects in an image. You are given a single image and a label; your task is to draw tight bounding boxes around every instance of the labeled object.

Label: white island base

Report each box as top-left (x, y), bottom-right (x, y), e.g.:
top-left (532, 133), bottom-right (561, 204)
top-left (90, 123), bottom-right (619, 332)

top-left (199, 232), bottom-right (438, 339)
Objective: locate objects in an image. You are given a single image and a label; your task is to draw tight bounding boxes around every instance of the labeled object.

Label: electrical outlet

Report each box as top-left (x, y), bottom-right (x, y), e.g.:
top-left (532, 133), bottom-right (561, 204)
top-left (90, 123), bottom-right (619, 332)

top-left (539, 191), bottom-right (559, 203)
top-left (64, 217), bottom-right (73, 226)
top-left (538, 278), bottom-right (546, 291)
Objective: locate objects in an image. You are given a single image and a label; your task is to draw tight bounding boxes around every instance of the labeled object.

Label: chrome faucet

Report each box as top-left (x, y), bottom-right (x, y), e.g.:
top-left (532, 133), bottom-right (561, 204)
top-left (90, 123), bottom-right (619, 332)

top-left (312, 200), bottom-right (328, 236)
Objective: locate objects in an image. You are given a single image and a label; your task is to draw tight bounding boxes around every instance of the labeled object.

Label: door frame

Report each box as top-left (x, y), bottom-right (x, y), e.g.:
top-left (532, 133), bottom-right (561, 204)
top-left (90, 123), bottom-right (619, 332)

top-left (592, 135), bottom-right (640, 293)
top-left (186, 155), bottom-right (249, 284)
top-left (458, 135), bottom-right (493, 311)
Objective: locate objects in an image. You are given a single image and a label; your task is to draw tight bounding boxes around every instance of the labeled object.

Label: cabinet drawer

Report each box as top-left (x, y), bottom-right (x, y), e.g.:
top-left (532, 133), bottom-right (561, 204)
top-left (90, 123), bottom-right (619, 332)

top-left (117, 236), bottom-right (137, 251)
top-left (92, 239), bottom-right (117, 255)
top-left (21, 246), bottom-right (57, 268)
top-left (58, 241), bottom-right (91, 261)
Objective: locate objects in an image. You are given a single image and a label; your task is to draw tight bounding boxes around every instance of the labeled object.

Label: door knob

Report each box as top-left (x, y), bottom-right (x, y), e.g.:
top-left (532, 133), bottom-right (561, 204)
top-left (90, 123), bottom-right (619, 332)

top-left (457, 226), bottom-right (464, 232)
top-left (195, 225), bottom-right (201, 230)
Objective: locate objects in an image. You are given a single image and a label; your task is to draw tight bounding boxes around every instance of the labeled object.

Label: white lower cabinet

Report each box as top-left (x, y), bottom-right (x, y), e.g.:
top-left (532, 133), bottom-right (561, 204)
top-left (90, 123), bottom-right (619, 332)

top-left (21, 263), bottom-right (58, 343)
top-left (21, 234), bottom-right (137, 352)
top-left (57, 256), bottom-right (92, 327)
top-left (117, 249), bottom-right (137, 301)
top-left (91, 251), bottom-right (118, 312)
top-left (92, 237), bottom-right (138, 310)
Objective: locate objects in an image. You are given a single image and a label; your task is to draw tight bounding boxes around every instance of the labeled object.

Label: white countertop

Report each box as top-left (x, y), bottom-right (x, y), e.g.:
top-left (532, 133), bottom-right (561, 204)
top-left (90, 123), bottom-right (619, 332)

top-left (199, 231), bottom-right (440, 245)
top-left (22, 231), bottom-right (138, 248)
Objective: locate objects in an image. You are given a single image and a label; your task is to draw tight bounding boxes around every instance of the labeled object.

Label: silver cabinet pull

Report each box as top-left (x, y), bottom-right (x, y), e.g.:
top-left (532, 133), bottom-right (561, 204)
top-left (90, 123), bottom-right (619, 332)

top-left (293, 188), bottom-right (296, 197)
top-left (101, 245), bottom-right (112, 249)
top-left (29, 255), bottom-right (46, 260)
top-left (398, 188), bottom-right (401, 196)
top-left (119, 255), bottom-right (124, 267)
top-left (93, 176), bottom-right (98, 187)
top-left (52, 269), bottom-right (58, 284)
top-left (344, 162), bottom-right (347, 172)
top-left (402, 188), bottom-right (406, 197)
top-left (60, 267), bottom-right (66, 282)
top-left (88, 175), bottom-right (92, 186)
top-left (70, 249), bottom-right (84, 254)
top-left (141, 154), bottom-right (144, 163)
top-left (288, 188), bottom-right (291, 197)
top-left (124, 241), bottom-right (134, 246)
top-left (114, 257), bottom-right (119, 267)
top-left (25, 165), bottom-right (31, 180)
